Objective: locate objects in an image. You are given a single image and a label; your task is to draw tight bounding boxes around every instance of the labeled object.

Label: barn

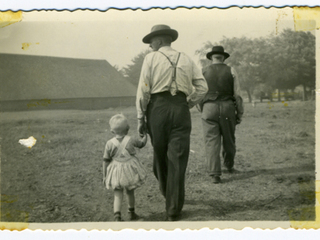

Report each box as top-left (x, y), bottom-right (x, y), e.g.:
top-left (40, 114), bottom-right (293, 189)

top-left (0, 53), bottom-right (137, 111)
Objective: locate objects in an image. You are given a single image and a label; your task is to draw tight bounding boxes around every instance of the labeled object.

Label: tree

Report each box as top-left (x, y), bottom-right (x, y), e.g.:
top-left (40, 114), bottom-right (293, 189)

top-left (256, 29), bottom-right (316, 101)
top-left (272, 29), bottom-right (315, 100)
top-left (195, 37), bottom-right (264, 102)
top-left (122, 49), bottom-right (151, 86)
top-left (113, 64), bottom-right (126, 77)
top-left (195, 29), bottom-right (315, 102)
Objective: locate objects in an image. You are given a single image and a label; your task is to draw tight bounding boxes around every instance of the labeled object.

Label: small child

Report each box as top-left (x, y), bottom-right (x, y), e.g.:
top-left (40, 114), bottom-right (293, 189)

top-left (103, 113), bottom-right (147, 221)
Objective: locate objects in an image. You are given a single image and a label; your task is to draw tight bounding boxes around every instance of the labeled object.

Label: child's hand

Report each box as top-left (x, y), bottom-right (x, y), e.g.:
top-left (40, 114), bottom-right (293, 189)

top-left (141, 133), bottom-right (148, 145)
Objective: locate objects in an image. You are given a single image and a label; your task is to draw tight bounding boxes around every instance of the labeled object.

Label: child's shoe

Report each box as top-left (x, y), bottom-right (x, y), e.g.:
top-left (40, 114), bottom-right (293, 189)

top-left (128, 208), bottom-right (140, 221)
top-left (114, 212), bottom-right (122, 221)
top-left (129, 212), bottom-right (140, 220)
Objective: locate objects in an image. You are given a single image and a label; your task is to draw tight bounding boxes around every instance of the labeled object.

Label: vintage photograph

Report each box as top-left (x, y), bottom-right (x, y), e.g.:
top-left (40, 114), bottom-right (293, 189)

top-left (0, 7), bottom-right (317, 230)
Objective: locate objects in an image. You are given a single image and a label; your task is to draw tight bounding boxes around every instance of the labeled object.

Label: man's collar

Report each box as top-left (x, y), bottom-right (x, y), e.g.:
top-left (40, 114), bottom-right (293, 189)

top-left (158, 46), bottom-right (172, 51)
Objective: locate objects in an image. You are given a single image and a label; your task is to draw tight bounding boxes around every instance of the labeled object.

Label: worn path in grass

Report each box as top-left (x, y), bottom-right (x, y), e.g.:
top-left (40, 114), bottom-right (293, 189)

top-left (0, 100), bottom-right (315, 222)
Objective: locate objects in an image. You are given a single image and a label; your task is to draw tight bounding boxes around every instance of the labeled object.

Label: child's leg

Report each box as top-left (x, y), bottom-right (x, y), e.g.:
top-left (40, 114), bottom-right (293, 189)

top-left (126, 189), bottom-right (139, 220)
top-left (113, 188), bottom-right (123, 221)
top-left (126, 189), bottom-right (135, 209)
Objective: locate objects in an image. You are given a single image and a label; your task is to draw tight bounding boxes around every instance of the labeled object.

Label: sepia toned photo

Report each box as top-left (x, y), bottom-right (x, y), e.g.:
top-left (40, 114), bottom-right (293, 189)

top-left (0, 6), bottom-right (318, 231)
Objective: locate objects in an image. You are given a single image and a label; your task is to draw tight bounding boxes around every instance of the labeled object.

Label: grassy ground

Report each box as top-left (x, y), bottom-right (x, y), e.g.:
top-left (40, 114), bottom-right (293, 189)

top-left (0, 100), bottom-right (315, 222)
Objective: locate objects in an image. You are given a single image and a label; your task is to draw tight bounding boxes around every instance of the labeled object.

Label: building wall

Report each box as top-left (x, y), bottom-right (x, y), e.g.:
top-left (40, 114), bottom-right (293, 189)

top-left (0, 97), bottom-right (136, 112)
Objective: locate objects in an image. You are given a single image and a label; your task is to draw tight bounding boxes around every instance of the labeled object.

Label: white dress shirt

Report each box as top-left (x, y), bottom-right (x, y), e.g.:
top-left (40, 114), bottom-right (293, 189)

top-left (136, 46), bottom-right (208, 118)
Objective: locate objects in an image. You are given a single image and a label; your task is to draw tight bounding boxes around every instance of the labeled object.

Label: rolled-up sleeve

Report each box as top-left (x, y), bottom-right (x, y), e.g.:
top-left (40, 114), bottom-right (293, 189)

top-left (231, 67), bottom-right (244, 118)
top-left (136, 56), bottom-right (151, 119)
top-left (231, 67), bottom-right (241, 97)
top-left (188, 61), bottom-right (208, 107)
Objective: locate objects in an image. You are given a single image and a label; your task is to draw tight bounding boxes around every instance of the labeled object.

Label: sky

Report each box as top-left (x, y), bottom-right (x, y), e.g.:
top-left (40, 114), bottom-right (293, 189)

top-left (0, 7), bottom-right (296, 69)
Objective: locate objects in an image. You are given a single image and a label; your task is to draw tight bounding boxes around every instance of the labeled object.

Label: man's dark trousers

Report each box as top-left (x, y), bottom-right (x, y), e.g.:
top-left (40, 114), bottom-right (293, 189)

top-left (146, 91), bottom-right (191, 218)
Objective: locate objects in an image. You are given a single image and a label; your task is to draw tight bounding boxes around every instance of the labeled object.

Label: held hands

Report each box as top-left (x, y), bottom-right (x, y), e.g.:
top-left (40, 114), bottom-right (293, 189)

top-left (140, 132), bottom-right (148, 145)
top-left (137, 117), bottom-right (147, 138)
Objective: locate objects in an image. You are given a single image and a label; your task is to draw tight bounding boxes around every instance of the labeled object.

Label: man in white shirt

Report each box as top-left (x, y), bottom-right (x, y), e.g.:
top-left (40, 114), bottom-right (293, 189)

top-left (200, 46), bottom-right (244, 184)
top-left (136, 24), bottom-right (208, 221)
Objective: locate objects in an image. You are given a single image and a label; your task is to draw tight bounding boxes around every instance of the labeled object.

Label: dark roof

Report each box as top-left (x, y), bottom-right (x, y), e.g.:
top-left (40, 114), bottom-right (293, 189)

top-left (0, 54), bottom-right (137, 101)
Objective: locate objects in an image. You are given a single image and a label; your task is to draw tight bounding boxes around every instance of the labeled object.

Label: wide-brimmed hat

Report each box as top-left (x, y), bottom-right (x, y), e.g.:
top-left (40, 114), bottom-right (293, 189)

top-left (206, 46), bottom-right (230, 60)
top-left (143, 24), bottom-right (178, 44)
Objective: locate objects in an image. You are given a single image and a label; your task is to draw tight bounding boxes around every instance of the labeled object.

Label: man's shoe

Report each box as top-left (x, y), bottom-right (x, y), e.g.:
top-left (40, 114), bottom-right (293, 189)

top-left (227, 168), bottom-right (240, 174)
top-left (213, 176), bottom-right (221, 184)
top-left (166, 215), bottom-right (180, 221)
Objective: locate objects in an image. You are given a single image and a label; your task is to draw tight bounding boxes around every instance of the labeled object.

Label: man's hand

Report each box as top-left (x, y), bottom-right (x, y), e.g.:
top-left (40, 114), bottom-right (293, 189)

top-left (236, 117), bottom-right (242, 125)
top-left (188, 101), bottom-right (196, 109)
top-left (137, 118), bottom-right (147, 137)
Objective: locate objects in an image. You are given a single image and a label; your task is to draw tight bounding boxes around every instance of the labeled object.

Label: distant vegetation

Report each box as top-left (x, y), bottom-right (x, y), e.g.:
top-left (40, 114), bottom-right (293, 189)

top-left (195, 29), bottom-right (315, 102)
top-left (118, 29), bottom-right (315, 103)
top-left (119, 49), bottom-right (151, 86)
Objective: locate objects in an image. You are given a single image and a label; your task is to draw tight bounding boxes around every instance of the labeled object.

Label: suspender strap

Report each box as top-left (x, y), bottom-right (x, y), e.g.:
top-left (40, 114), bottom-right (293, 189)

top-left (111, 136), bottom-right (130, 158)
top-left (172, 53), bottom-right (181, 82)
top-left (118, 136), bottom-right (130, 157)
top-left (158, 51), bottom-right (181, 92)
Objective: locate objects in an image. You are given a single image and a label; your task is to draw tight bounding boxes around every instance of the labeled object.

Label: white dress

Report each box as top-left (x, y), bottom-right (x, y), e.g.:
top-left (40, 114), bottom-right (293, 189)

top-left (105, 136), bottom-right (147, 190)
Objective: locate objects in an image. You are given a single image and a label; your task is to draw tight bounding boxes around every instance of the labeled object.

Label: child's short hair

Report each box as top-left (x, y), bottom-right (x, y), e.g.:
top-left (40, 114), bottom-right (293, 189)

top-left (109, 114), bottom-right (130, 136)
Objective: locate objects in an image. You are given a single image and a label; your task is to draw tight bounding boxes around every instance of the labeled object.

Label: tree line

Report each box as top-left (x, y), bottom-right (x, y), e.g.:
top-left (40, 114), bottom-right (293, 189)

top-left (116, 29), bottom-right (315, 102)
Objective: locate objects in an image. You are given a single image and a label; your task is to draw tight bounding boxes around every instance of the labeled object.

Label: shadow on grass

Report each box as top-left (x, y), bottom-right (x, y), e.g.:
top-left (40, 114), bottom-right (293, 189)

top-left (142, 212), bottom-right (168, 222)
top-left (182, 190), bottom-right (316, 221)
top-left (221, 164), bottom-right (314, 183)
top-left (142, 194), bottom-right (316, 222)
top-left (142, 164), bottom-right (316, 221)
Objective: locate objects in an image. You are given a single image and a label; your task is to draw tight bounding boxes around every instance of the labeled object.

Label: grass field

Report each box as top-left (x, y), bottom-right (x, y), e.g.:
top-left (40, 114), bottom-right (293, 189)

top-left (0, 100), bottom-right (315, 222)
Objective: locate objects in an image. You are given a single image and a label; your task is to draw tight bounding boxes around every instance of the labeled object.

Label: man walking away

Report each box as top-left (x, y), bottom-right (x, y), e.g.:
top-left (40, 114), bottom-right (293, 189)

top-left (136, 24), bottom-right (208, 220)
top-left (200, 46), bottom-right (243, 184)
